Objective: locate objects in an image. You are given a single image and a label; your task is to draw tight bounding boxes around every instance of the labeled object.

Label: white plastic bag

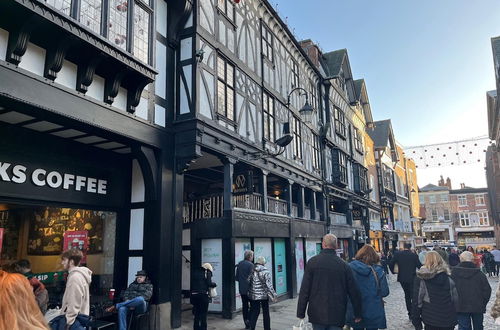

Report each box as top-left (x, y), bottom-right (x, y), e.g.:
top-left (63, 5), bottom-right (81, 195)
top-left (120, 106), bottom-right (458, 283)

top-left (209, 287), bottom-right (217, 298)
top-left (495, 317), bottom-right (500, 325)
top-left (44, 307), bottom-right (61, 323)
top-left (293, 319), bottom-right (312, 330)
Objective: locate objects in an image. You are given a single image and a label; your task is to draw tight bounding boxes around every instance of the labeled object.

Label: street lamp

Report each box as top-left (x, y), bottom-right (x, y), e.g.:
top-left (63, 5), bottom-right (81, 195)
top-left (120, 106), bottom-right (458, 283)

top-left (286, 87), bottom-right (314, 124)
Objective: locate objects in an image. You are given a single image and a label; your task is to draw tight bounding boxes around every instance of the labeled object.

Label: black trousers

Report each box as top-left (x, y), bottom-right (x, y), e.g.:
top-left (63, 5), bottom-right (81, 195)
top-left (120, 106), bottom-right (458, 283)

top-left (241, 294), bottom-right (251, 324)
top-left (249, 299), bottom-right (270, 330)
top-left (191, 293), bottom-right (209, 330)
top-left (400, 281), bottom-right (413, 317)
top-left (424, 325), bottom-right (454, 330)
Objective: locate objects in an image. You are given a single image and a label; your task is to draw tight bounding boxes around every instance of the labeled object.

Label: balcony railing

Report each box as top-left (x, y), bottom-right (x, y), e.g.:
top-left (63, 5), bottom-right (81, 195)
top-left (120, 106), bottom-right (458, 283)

top-left (183, 194), bottom-right (223, 223)
top-left (233, 193), bottom-right (263, 211)
top-left (329, 211), bottom-right (347, 225)
top-left (267, 197), bottom-right (288, 216)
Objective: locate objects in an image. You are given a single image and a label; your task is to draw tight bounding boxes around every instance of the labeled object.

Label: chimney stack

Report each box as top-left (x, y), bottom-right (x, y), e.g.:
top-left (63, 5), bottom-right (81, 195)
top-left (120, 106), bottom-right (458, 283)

top-left (445, 177), bottom-right (452, 189)
top-left (299, 39), bottom-right (321, 69)
top-left (460, 183), bottom-right (465, 189)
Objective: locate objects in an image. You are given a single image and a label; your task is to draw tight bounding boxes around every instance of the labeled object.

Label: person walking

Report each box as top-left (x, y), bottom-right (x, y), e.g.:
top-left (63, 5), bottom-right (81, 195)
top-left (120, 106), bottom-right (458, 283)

top-left (248, 256), bottom-right (277, 330)
top-left (380, 252), bottom-right (390, 277)
top-left (418, 247), bottom-right (428, 265)
top-left (389, 243), bottom-right (421, 319)
top-left (490, 247), bottom-right (500, 277)
top-left (483, 250), bottom-right (496, 277)
top-left (11, 259), bottom-right (49, 314)
top-left (434, 246), bottom-right (449, 265)
top-left (106, 270), bottom-right (153, 330)
top-left (50, 248), bottom-right (92, 330)
top-left (190, 263), bottom-right (217, 330)
top-left (451, 251), bottom-right (491, 330)
top-left (448, 249), bottom-right (460, 267)
top-left (236, 250), bottom-right (254, 329)
top-left (346, 245), bottom-right (389, 330)
top-left (411, 251), bottom-right (458, 330)
top-left (0, 270), bottom-right (49, 330)
top-left (297, 234), bottom-right (362, 330)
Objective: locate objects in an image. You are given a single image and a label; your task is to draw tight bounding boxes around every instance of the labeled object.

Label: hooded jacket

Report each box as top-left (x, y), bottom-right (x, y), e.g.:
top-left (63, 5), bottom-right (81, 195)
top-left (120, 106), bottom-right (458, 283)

top-left (451, 261), bottom-right (491, 313)
top-left (411, 265), bottom-right (457, 330)
top-left (61, 266), bottom-right (92, 325)
top-left (248, 264), bottom-right (276, 301)
top-left (346, 261), bottom-right (389, 329)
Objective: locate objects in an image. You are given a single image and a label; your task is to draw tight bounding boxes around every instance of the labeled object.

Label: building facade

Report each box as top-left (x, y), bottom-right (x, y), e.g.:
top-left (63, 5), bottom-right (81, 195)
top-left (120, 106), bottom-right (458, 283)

top-left (419, 182), bottom-right (454, 245)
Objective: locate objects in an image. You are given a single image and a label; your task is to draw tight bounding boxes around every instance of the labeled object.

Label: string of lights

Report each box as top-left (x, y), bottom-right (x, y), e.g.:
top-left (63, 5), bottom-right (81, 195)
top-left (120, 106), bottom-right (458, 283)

top-left (403, 136), bottom-right (492, 169)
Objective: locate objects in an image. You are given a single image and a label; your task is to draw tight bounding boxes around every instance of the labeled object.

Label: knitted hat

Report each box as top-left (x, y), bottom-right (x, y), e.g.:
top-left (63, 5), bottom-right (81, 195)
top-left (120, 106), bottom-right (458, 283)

top-left (202, 263), bottom-right (213, 272)
top-left (255, 256), bottom-right (266, 265)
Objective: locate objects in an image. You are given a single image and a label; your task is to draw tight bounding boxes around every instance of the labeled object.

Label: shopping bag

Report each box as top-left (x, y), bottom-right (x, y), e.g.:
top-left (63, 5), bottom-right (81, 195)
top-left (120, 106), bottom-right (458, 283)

top-left (209, 287), bottom-right (217, 298)
top-left (292, 319), bottom-right (312, 330)
top-left (495, 317), bottom-right (500, 325)
top-left (44, 307), bottom-right (61, 323)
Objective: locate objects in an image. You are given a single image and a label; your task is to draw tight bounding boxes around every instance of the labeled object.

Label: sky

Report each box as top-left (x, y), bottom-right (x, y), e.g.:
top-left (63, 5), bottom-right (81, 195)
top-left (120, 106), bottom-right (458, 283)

top-left (271, 0), bottom-right (500, 188)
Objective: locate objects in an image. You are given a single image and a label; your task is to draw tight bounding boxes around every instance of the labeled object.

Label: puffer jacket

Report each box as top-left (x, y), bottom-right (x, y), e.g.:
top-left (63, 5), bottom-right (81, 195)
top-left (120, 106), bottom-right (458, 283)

top-left (121, 280), bottom-right (153, 302)
top-left (248, 264), bottom-right (276, 301)
top-left (411, 265), bottom-right (458, 330)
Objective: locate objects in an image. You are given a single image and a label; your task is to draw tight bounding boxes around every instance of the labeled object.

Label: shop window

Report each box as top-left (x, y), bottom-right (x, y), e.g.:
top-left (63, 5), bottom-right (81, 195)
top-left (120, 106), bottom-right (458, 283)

top-left (217, 56), bottom-right (235, 121)
top-left (262, 25), bottom-right (273, 62)
top-left (0, 204), bottom-right (116, 303)
top-left (263, 91), bottom-right (275, 142)
top-left (458, 195), bottom-right (467, 206)
top-left (475, 194), bottom-right (486, 206)
top-left (459, 213), bottom-right (470, 227)
top-left (334, 107), bottom-right (346, 138)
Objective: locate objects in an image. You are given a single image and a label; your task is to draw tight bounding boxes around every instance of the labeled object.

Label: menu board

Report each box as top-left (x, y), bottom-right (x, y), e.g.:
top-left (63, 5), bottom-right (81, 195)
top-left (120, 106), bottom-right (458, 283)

top-left (202, 239), bottom-right (222, 312)
top-left (295, 239), bottom-right (305, 294)
top-left (27, 207), bottom-right (104, 256)
top-left (235, 239), bottom-right (251, 310)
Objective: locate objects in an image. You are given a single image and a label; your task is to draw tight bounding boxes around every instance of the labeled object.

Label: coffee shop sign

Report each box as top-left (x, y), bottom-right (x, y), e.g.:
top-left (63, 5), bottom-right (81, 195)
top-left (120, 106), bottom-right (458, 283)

top-left (0, 161), bottom-right (107, 195)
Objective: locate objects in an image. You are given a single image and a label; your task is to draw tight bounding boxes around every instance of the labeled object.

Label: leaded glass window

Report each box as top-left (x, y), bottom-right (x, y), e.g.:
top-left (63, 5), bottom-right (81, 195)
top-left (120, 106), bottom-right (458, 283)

top-left (217, 56), bottom-right (235, 121)
top-left (80, 0), bottom-right (102, 34)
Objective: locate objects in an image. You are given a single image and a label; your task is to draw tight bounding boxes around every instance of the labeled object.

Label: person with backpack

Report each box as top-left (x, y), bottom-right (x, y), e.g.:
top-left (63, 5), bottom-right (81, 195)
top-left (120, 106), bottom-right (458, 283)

top-left (346, 245), bottom-right (389, 330)
top-left (190, 263), bottom-right (217, 330)
top-left (11, 259), bottom-right (49, 314)
top-left (451, 251), bottom-right (491, 330)
top-left (248, 256), bottom-right (277, 330)
top-left (411, 251), bottom-right (458, 330)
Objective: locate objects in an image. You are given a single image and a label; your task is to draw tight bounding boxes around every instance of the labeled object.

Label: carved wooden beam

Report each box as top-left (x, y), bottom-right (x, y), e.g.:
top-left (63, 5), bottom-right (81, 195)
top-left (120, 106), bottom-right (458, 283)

top-left (126, 77), bottom-right (151, 114)
top-left (76, 54), bottom-right (104, 93)
top-left (167, 0), bottom-right (193, 48)
top-left (6, 14), bottom-right (36, 65)
top-left (104, 69), bottom-right (128, 104)
top-left (44, 37), bottom-right (75, 80)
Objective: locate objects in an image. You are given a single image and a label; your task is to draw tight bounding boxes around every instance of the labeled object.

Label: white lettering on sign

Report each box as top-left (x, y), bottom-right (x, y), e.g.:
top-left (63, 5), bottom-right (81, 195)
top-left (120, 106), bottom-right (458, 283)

top-left (0, 161), bottom-right (108, 195)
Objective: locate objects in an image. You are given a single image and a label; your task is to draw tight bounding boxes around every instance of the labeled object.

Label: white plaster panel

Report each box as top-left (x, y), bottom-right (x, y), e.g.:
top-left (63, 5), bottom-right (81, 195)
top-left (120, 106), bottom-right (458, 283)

top-left (128, 257), bottom-right (143, 285)
top-left (154, 104), bottom-right (166, 127)
top-left (55, 59), bottom-right (77, 90)
top-left (131, 159), bottom-right (145, 203)
top-left (129, 208), bottom-right (144, 250)
top-left (156, 0), bottom-right (167, 37)
top-left (114, 87), bottom-right (127, 111)
top-left (155, 41), bottom-right (166, 99)
top-left (180, 37), bottom-right (192, 61)
top-left (0, 28), bottom-right (8, 61)
top-left (19, 42), bottom-right (46, 76)
top-left (182, 229), bottom-right (191, 246)
top-left (135, 96), bottom-right (148, 120)
top-left (87, 74), bottom-right (105, 101)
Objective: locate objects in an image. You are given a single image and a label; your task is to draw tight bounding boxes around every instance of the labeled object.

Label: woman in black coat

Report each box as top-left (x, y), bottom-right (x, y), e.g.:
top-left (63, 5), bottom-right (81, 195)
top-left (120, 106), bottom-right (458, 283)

top-left (190, 263), bottom-right (217, 330)
top-left (411, 251), bottom-right (458, 330)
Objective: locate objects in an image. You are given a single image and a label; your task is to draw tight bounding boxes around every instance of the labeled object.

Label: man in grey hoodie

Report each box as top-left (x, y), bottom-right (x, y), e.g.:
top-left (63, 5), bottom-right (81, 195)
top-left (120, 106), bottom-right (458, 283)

top-left (60, 248), bottom-right (92, 329)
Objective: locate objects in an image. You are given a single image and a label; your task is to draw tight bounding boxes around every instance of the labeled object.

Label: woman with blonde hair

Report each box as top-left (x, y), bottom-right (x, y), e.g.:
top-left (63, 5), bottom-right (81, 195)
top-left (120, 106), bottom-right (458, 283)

top-left (0, 270), bottom-right (49, 330)
top-left (411, 251), bottom-right (458, 330)
top-left (346, 244), bottom-right (389, 330)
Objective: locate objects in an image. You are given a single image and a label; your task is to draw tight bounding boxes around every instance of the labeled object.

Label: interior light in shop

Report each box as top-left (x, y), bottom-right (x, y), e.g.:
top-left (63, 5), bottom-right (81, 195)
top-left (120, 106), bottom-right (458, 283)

top-left (0, 204), bottom-right (9, 211)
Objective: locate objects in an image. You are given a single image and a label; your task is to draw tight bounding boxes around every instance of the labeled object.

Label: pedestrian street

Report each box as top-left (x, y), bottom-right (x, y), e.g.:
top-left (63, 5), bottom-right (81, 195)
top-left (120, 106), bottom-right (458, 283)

top-left (181, 275), bottom-right (500, 330)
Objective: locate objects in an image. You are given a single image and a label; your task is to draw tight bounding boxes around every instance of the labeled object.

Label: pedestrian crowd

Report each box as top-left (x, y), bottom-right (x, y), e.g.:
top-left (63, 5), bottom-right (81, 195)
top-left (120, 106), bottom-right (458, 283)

top-left (0, 248), bottom-right (153, 330)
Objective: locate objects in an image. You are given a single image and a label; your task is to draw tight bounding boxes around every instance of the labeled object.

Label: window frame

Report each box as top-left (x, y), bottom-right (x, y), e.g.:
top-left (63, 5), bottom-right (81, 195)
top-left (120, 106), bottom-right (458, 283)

top-left (458, 195), bottom-right (467, 206)
top-left (459, 213), bottom-right (470, 227)
top-left (478, 211), bottom-right (489, 226)
top-left (217, 0), bottom-right (235, 23)
top-left (431, 209), bottom-right (438, 221)
top-left (292, 116), bottom-right (302, 160)
top-left (291, 60), bottom-right (299, 88)
top-left (475, 194), bottom-right (486, 206)
top-left (332, 149), bottom-right (348, 186)
top-left (429, 195), bottom-right (436, 204)
top-left (440, 194), bottom-right (449, 202)
top-left (353, 127), bottom-right (364, 154)
top-left (262, 91), bottom-right (275, 142)
top-left (334, 107), bottom-right (346, 138)
top-left (312, 134), bottom-right (320, 171)
top-left (261, 24), bottom-right (274, 63)
top-left (216, 55), bottom-right (236, 122)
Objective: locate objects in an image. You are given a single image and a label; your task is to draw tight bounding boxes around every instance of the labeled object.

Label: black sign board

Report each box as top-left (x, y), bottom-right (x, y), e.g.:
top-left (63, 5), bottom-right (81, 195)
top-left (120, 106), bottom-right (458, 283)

top-left (233, 170), bottom-right (253, 195)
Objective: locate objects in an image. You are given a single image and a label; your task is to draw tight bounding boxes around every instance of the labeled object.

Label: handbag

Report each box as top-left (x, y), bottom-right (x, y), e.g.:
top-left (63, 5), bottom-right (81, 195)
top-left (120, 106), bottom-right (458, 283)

top-left (292, 318), bottom-right (312, 330)
top-left (208, 287), bottom-right (217, 298)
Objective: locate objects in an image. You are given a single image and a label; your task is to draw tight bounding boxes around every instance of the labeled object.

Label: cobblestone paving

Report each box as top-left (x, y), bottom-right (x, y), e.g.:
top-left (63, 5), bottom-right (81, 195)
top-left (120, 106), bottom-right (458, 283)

top-left (181, 275), bottom-right (500, 330)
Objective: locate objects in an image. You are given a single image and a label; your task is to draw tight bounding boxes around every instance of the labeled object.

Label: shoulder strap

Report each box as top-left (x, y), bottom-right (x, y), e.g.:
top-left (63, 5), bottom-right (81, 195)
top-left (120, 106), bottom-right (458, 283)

top-left (370, 266), bottom-right (381, 296)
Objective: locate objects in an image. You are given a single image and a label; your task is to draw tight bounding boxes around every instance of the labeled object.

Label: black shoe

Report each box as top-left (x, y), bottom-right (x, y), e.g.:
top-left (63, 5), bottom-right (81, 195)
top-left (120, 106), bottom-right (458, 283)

top-left (244, 320), bottom-right (250, 329)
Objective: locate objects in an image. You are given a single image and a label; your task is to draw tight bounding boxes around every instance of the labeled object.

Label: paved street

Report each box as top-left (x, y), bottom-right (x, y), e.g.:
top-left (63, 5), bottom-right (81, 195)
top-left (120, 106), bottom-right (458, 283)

top-left (181, 275), bottom-right (500, 330)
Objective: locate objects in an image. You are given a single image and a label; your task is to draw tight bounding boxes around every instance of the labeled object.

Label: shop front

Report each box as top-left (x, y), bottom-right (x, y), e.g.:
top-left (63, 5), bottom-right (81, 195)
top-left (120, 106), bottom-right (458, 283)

top-left (369, 230), bottom-right (383, 252)
top-left (456, 230), bottom-right (496, 250)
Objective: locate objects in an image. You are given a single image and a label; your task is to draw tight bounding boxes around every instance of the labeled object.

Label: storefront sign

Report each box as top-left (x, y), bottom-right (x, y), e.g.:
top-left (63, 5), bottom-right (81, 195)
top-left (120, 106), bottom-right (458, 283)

top-left (369, 231), bottom-right (383, 239)
top-left (63, 230), bottom-right (89, 263)
top-left (0, 228), bottom-right (3, 257)
top-left (32, 271), bottom-right (66, 284)
top-left (352, 210), bottom-right (362, 220)
top-left (233, 171), bottom-right (253, 195)
top-left (202, 239), bottom-right (223, 312)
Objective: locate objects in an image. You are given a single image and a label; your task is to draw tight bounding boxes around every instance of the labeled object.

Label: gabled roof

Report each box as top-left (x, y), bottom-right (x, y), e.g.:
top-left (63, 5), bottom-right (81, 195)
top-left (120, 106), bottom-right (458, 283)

top-left (492, 36), bottom-right (500, 79)
top-left (353, 79), bottom-right (374, 123)
top-left (367, 119), bottom-right (393, 149)
top-left (420, 184), bottom-right (449, 192)
top-left (322, 49), bottom-right (347, 77)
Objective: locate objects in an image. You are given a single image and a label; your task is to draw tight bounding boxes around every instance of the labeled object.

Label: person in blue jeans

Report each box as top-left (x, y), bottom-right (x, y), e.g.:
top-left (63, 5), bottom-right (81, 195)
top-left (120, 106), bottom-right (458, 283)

top-left (107, 270), bottom-right (153, 330)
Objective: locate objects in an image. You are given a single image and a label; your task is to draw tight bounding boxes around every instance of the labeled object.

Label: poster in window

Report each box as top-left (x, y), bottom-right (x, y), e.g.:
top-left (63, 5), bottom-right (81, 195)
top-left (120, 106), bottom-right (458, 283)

top-left (273, 238), bottom-right (287, 295)
top-left (235, 239), bottom-right (251, 309)
top-left (306, 239), bottom-right (321, 262)
top-left (254, 238), bottom-right (273, 281)
top-left (202, 239), bottom-right (223, 312)
top-left (63, 231), bottom-right (89, 264)
top-left (295, 239), bottom-right (304, 294)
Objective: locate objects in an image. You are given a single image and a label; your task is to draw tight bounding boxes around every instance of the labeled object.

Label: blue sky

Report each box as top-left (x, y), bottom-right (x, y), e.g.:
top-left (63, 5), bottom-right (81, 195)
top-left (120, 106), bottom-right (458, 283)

top-left (271, 0), bottom-right (500, 187)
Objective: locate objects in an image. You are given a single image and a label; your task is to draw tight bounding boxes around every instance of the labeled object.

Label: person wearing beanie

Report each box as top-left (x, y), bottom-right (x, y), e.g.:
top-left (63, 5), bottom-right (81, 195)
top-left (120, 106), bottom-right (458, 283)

top-left (191, 262), bottom-right (217, 330)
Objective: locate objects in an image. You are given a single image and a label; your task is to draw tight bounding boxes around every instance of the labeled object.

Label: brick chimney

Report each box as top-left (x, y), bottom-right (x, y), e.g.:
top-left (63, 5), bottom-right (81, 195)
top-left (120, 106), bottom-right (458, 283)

top-left (438, 175), bottom-right (445, 187)
top-left (460, 183), bottom-right (465, 189)
top-left (445, 177), bottom-right (452, 189)
top-left (299, 39), bottom-right (321, 69)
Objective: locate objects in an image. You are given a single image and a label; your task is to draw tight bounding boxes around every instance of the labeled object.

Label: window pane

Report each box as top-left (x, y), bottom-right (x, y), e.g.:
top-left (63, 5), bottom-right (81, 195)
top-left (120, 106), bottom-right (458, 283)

top-left (217, 81), bottom-right (225, 115)
top-left (46, 0), bottom-right (72, 15)
top-left (109, 0), bottom-right (128, 49)
top-left (226, 87), bottom-right (234, 120)
top-left (133, 5), bottom-right (150, 63)
top-left (226, 64), bottom-right (234, 87)
top-left (217, 58), bottom-right (225, 79)
top-left (80, 0), bottom-right (102, 34)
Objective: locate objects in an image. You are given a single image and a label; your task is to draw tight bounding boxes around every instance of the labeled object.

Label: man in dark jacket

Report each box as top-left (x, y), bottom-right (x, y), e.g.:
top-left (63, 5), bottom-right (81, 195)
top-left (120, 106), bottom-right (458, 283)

top-left (297, 234), bottom-right (362, 329)
top-left (236, 250), bottom-right (254, 329)
top-left (390, 243), bottom-right (421, 319)
top-left (451, 251), bottom-right (491, 330)
top-left (106, 270), bottom-right (153, 330)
